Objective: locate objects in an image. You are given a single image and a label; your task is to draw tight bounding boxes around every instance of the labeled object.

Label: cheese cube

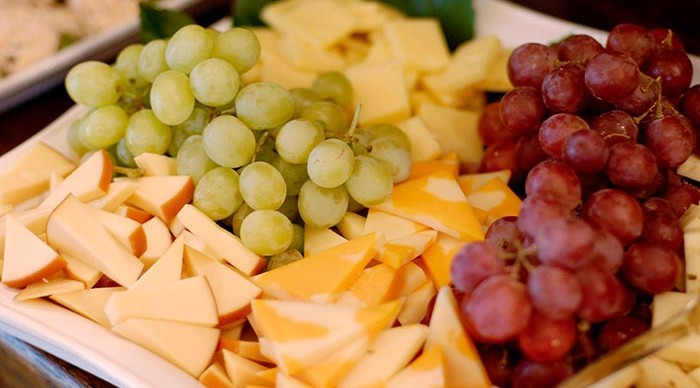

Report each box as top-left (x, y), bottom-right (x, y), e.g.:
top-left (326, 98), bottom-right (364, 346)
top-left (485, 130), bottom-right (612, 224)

top-left (394, 116), bottom-right (443, 162)
top-left (384, 18), bottom-right (450, 73)
top-left (344, 61), bottom-right (411, 126)
top-left (278, 34), bottom-right (346, 72)
top-left (417, 103), bottom-right (483, 171)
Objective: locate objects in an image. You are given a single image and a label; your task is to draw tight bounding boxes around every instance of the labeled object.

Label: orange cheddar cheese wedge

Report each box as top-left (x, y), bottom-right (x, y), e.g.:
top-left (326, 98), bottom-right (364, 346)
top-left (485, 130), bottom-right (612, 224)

top-left (465, 177), bottom-right (521, 226)
top-left (421, 233), bottom-right (468, 288)
top-left (254, 232), bottom-right (382, 302)
top-left (250, 299), bottom-right (400, 375)
top-left (408, 151), bottom-right (459, 180)
top-left (378, 229), bottom-right (438, 269)
top-left (221, 349), bottom-right (270, 388)
top-left (425, 286), bottom-right (490, 388)
top-left (348, 263), bottom-right (399, 307)
top-left (199, 362), bottom-right (234, 388)
top-left (292, 339), bottom-right (368, 388)
top-left (386, 346), bottom-right (445, 388)
top-left (372, 170), bottom-right (484, 242)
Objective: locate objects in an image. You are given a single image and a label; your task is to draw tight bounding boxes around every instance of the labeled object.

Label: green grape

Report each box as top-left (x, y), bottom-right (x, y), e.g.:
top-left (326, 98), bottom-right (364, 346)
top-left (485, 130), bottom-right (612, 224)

top-left (266, 248), bottom-right (302, 271)
top-left (365, 124), bottom-right (411, 151)
top-left (81, 105), bottom-right (129, 149)
top-left (174, 106), bottom-right (211, 136)
top-left (298, 180), bottom-right (348, 228)
top-left (369, 137), bottom-right (411, 183)
top-left (276, 195), bottom-right (299, 222)
top-left (345, 155), bottom-right (393, 206)
top-left (67, 114), bottom-right (92, 155)
top-left (189, 58), bottom-right (240, 107)
top-left (307, 138), bottom-right (354, 188)
top-left (116, 137), bottom-right (137, 168)
top-left (168, 126), bottom-right (189, 157)
top-left (239, 161), bottom-right (287, 210)
top-left (290, 224), bottom-right (304, 253)
top-left (347, 195), bottom-right (365, 213)
top-left (138, 39), bottom-right (168, 83)
top-left (165, 24), bottom-right (214, 74)
top-left (235, 82), bottom-right (295, 130)
top-left (270, 156), bottom-right (308, 196)
top-left (176, 135), bottom-right (217, 184)
top-left (311, 71), bottom-right (354, 108)
top-left (275, 119), bottom-right (325, 164)
top-left (202, 115), bottom-right (256, 168)
top-left (241, 209), bottom-right (294, 256)
top-left (300, 101), bottom-right (348, 136)
top-left (150, 70), bottom-right (195, 126)
top-left (114, 43), bottom-right (147, 92)
top-left (65, 61), bottom-right (121, 108)
top-left (125, 109), bottom-right (172, 156)
top-left (212, 27), bottom-right (261, 74)
top-left (193, 167), bottom-right (243, 221)
top-left (231, 202), bottom-right (254, 236)
top-left (290, 88), bottom-right (322, 118)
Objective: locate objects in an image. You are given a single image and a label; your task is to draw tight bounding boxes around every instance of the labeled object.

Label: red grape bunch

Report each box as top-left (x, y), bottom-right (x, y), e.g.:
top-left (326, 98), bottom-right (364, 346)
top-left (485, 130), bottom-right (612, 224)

top-left (459, 23), bottom-right (700, 387)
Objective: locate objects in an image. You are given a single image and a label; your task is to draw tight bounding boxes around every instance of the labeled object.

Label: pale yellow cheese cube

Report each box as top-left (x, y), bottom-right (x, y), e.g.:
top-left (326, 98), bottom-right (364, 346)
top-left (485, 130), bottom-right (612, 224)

top-left (261, 0), bottom-right (357, 48)
top-left (384, 18), bottom-right (450, 73)
top-left (345, 61), bottom-right (411, 126)
top-left (417, 103), bottom-right (483, 171)
top-left (477, 47), bottom-right (513, 92)
top-left (252, 27), bottom-right (316, 88)
top-left (363, 33), bottom-right (394, 65)
top-left (394, 116), bottom-right (443, 162)
top-left (278, 34), bottom-right (346, 72)
top-left (344, 0), bottom-right (405, 33)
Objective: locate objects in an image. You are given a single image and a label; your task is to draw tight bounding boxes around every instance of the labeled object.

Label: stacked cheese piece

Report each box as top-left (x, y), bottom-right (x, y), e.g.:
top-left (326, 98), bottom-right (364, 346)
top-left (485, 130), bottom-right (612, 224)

top-left (0, 141), bottom-right (524, 386)
top-left (242, 0), bottom-right (511, 172)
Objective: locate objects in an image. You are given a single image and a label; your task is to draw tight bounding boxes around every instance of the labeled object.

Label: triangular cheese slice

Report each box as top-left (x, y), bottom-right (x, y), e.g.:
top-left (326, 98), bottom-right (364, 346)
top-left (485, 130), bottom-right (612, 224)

top-left (139, 216), bottom-right (173, 269)
top-left (372, 170), bottom-right (484, 241)
top-left (425, 286), bottom-right (490, 388)
top-left (112, 318), bottom-right (219, 377)
top-left (420, 233), bottom-right (468, 288)
top-left (0, 206), bottom-right (53, 260)
top-left (338, 324), bottom-right (429, 387)
top-left (386, 346), bottom-right (445, 388)
top-left (465, 177), bottom-right (521, 226)
top-left (131, 234), bottom-right (184, 289)
top-left (62, 252), bottom-right (102, 288)
top-left (250, 299), bottom-right (399, 375)
top-left (362, 209), bottom-right (428, 241)
top-left (221, 349), bottom-right (270, 387)
top-left (408, 152), bottom-right (460, 180)
top-left (457, 170), bottom-right (511, 194)
top-left (39, 149), bottom-right (112, 210)
top-left (87, 180), bottom-right (138, 212)
top-left (133, 152), bottom-right (178, 176)
top-left (398, 281), bottom-right (436, 326)
top-left (50, 286), bottom-right (125, 327)
top-left (14, 276), bottom-right (84, 301)
top-left (293, 338), bottom-right (369, 388)
top-left (303, 226), bottom-right (347, 257)
top-left (126, 175), bottom-right (194, 223)
top-left (184, 246), bottom-right (262, 325)
top-left (2, 215), bottom-right (65, 288)
top-left (104, 276), bottom-right (218, 327)
top-left (254, 232), bottom-right (382, 302)
top-left (336, 213), bottom-right (367, 241)
top-left (198, 362), bottom-right (234, 388)
top-left (94, 209), bottom-right (147, 257)
top-left (378, 229), bottom-right (438, 269)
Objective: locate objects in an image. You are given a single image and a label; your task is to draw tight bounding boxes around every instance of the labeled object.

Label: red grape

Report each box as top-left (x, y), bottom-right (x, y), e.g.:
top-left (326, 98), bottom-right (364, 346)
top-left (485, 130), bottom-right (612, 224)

top-left (450, 242), bottom-right (505, 294)
top-left (535, 217), bottom-right (596, 270)
top-left (517, 195), bottom-right (571, 239)
top-left (591, 110), bottom-right (639, 146)
top-left (598, 315), bottom-right (648, 354)
top-left (605, 142), bottom-right (658, 189)
top-left (500, 86), bottom-right (547, 136)
top-left (642, 196), bottom-right (678, 216)
top-left (518, 312), bottom-right (577, 363)
top-left (644, 49), bottom-right (693, 97)
top-left (479, 140), bottom-right (518, 173)
top-left (645, 114), bottom-right (697, 169)
top-left (462, 274), bottom-right (532, 344)
top-left (512, 359), bottom-right (573, 388)
top-left (486, 215), bottom-right (522, 254)
top-left (478, 346), bottom-right (516, 388)
top-left (478, 101), bottom-right (517, 145)
top-left (589, 228), bottom-right (625, 273)
top-left (515, 134), bottom-right (548, 180)
top-left (508, 43), bottom-right (557, 88)
top-left (563, 129), bottom-right (609, 174)
top-left (680, 84), bottom-right (700, 128)
top-left (527, 265), bottom-right (582, 319)
top-left (576, 264), bottom-right (631, 322)
top-left (585, 52), bottom-right (640, 102)
top-left (541, 63), bottom-right (588, 113)
top-left (581, 189), bottom-right (644, 246)
top-left (614, 73), bottom-right (660, 115)
top-left (650, 28), bottom-right (686, 53)
top-left (556, 34), bottom-right (604, 65)
top-left (538, 113), bottom-right (589, 157)
top-left (525, 159), bottom-right (582, 210)
top-left (662, 183), bottom-right (700, 217)
top-left (606, 23), bottom-right (654, 65)
top-left (640, 209), bottom-right (684, 251)
top-left (622, 241), bottom-right (680, 294)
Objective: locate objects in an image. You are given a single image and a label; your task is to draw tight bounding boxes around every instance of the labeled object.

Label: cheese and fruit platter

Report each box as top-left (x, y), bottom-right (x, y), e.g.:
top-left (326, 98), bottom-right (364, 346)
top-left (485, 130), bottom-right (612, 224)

top-left (2, 0), bottom-right (700, 387)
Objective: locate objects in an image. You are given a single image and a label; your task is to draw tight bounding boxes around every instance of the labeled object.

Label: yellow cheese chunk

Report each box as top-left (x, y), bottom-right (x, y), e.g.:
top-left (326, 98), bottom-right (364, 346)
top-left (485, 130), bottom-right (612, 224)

top-left (394, 116), bottom-right (443, 163)
top-left (94, 208), bottom-right (147, 257)
top-left (363, 208), bottom-right (428, 241)
top-left (417, 103), bottom-right (483, 171)
top-left (425, 286), bottom-right (490, 388)
top-left (384, 18), bottom-right (450, 73)
top-left (127, 175), bottom-right (194, 224)
top-left (138, 216), bottom-right (173, 270)
top-left (222, 349), bottom-right (270, 388)
top-left (457, 170), bottom-right (511, 194)
top-left (398, 281), bottom-right (437, 326)
top-left (336, 212), bottom-right (366, 241)
top-left (199, 362), bottom-right (234, 388)
top-left (278, 34), bottom-right (346, 72)
top-left (220, 340), bottom-right (272, 364)
top-left (408, 152), bottom-right (460, 181)
top-left (293, 339), bottom-right (368, 388)
top-left (421, 233), bottom-right (468, 288)
top-left (344, 61), bottom-right (411, 126)
top-left (254, 232), bottom-right (382, 302)
top-left (348, 263), bottom-right (399, 307)
top-left (372, 170), bottom-right (484, 242)
top-left (133, 152), bottom-right (177, 176)
top-left (477, 47), bottom-right (513, 92)
top-left (112, 317), bottom-right (220, 377)
top-left (465, 177), bottom-right (522, 226)
top-left (14, 276), bottom-right (84, 301)
top-left (386, 346), bottom-right (445, 388)
top-left (303, 226), bottom-right (348, 257)
top-left (50, 286), bottom-right (124, 328)
top-left (378, 229), bottom-right (438, 269)
top-left (62, 252), bottom-right (102, 288)
top-left (131, 233), bottom-right (184, 289)
top-left (678, 154), bottom-right (700, 183)
top-left (250, 298), bottom-right (399, 375)
top-left (87, 180), bottom-right (138, 212)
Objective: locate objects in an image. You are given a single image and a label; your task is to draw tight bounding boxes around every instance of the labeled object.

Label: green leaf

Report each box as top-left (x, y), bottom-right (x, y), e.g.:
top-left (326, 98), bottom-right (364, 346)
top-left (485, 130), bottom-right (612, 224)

top-left (232, 0), bottom-right (276, 27)
top-left (377, 0), bottom-right (474, 51)
top-left (139, 2), bottom-right (195, 43)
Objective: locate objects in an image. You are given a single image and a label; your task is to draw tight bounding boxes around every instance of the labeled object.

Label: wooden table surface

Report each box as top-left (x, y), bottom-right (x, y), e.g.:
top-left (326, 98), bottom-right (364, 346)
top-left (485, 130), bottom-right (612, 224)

top-left (0, 0), bottom-right (698, 386)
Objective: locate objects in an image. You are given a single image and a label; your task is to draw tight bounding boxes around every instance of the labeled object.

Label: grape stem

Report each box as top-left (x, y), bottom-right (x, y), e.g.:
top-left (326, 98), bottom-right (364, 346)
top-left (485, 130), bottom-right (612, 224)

top-left (504, 239), bottom-right (538, 280)
top-left (252, 130), bottom-right (270, 162)
top-left (113, 166), bottom-right (143, 178)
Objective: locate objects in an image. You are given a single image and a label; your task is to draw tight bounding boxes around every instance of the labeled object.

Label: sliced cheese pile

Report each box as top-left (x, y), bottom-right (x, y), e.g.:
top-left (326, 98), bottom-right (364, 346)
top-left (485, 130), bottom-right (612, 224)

top-left (243, 0), bottom-right (511, 171)
top-left (0, 141), bottom-right (526, 386)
